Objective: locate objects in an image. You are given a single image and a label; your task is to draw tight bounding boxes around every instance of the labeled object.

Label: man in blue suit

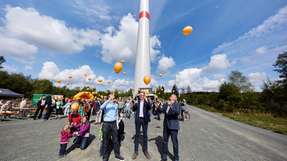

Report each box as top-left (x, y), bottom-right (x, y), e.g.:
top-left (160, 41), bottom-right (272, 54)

top-left (132, 91), bottom-right (152, 160)
top-left (158, 94), bottom-right (181, 161)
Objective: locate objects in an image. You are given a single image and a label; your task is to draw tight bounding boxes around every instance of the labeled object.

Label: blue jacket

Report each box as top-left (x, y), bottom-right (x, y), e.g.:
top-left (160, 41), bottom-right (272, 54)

top-left (160, 102), bottom-right (181, 130)
top-left (132, 100), bottom-right (151, 123)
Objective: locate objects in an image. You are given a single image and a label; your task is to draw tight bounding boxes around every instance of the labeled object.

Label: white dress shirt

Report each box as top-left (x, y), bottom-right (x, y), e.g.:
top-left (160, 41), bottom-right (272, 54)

top-left (139, 100), bottom-right (144, 118)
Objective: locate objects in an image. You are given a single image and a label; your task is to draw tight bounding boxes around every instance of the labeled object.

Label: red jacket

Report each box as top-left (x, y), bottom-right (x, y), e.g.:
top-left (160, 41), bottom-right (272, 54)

top-left (68, 113), bottom-right (81, 125)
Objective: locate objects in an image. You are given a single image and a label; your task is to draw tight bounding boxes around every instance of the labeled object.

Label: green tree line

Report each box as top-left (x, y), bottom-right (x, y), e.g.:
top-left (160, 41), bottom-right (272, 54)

top-left (172, 52), bottom-right (287, 117)
top-left (0, 70), bottom-right (80, 98)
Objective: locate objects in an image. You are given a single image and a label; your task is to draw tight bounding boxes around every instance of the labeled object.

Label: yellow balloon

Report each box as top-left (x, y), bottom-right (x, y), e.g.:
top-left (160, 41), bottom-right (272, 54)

top-left (182, 26), bottom-right (193, 36)
top-left (143, 75), bottom-right (151, 85)
top-left (114, 62), bottom-right (123, 74)
top-left (71, 102), bottom-right (80, 112)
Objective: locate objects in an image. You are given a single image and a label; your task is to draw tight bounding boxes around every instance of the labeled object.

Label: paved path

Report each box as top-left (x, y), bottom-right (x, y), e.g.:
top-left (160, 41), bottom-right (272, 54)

top-left (1, 105), bottom-right (287, 161)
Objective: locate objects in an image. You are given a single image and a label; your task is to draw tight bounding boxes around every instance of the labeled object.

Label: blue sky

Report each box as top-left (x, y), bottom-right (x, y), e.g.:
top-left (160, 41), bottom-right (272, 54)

top-left (1, 0), bottom-right (287, 91)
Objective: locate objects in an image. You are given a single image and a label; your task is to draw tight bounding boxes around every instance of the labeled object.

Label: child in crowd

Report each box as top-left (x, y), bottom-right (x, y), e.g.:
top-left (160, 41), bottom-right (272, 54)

top-left (117, 112), bottom-right (125, 145)
top-left (59, 125), bottom-right (72, 157)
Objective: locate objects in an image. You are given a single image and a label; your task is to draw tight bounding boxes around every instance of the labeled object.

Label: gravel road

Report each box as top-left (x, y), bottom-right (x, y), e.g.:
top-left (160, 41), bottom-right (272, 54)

top-left (1, 105), bottom-right (287, 161)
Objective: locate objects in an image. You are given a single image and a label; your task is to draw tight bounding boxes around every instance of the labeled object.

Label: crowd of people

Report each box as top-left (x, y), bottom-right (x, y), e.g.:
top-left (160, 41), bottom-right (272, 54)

top-left (0, 98), bottom-right (32, 118)
top-left (31, 91), bottom-right (186, 161)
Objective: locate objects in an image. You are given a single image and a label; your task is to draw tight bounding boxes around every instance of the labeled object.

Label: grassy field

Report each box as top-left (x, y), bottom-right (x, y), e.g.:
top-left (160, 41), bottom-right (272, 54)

top-left (196, 105), bottom-right (287, 135)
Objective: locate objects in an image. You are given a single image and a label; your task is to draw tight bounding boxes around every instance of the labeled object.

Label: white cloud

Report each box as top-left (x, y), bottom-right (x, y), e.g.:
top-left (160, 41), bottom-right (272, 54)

top-left (213, 5), bottom-right (287, 73)
top-left (38, 61), bottom-right (102, 88)
top-left (38, 61), bottom-right (60, 80)
top-left (247, 6), bottom-right (287, 37)
top-left (111, 79), bottom-right (133, 91)
top-left (173, 68), bottom-right (225, 91)
top-left (1, 64), bottom-right (18, 73)
top-left (1, 7), bottom-right (163, 69)
top-left (0, 34), bottom-right (37, 62)
top-left (204, 54), bottom-right (230, 72)
top-left (100, 13), bottom-right (161, 63)
top-left (70, 0), bottom-right (111, 21)
top-left (172, 54), bottom-right (228, 92)
top-left (248, 72), bottom-right (267, 91)
top-left (157, 56), bottom-right (175, 73)
top-left (256, 46), bottom-right (268, 54)
top-left (4, 6), bottom-right (101, 53)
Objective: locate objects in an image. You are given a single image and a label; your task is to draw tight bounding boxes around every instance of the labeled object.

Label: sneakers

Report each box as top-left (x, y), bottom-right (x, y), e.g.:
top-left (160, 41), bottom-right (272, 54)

top-left (132, 152), bottom-right (138, 160)
top-left (144, 151), bottom-right (151, 160)
top-left (115, 155), bottom-right (125, 161)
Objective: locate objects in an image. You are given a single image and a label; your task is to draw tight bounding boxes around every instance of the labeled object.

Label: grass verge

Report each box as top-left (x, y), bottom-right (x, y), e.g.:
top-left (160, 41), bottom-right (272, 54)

top-left (195, 104), bottom-right (287, 135)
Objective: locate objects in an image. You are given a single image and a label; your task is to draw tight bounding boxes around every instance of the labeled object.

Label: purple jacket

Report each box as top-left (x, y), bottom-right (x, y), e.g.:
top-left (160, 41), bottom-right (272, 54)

top-left (78, 122), bottom-right (90, 137)
top-left (60, 130), bottom-right (72, 144)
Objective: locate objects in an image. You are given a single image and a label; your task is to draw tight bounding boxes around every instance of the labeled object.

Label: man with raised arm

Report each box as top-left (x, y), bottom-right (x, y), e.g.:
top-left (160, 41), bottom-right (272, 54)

top-left (157, 94), bottom-right (181, 161)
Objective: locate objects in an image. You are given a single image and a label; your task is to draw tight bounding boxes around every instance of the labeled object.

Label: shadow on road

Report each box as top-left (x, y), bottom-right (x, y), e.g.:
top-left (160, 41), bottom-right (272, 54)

top-left (66, 134), bottom-right (95, 154)
top-left (149, 136), bottom-right (174, 160)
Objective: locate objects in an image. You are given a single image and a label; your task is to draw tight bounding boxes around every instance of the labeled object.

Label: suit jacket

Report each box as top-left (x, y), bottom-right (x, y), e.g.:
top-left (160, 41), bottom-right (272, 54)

top-left (132, 100), bottom-right (151, 123)
top-left (161, 102), bottom-right (181, 130)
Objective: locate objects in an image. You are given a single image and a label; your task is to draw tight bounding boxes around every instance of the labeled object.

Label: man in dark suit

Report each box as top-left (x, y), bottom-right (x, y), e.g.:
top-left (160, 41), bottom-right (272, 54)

top-left (131, 91), bottom-right (152, 160)
top-left (158, 94), bottom-right (181, 161)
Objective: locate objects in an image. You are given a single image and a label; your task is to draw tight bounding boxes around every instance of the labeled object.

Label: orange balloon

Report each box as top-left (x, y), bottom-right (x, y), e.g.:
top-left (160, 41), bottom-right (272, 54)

top-left (143, 75), bottom-right (151, 85)
top-left (71, 102), bottom-right (79, 112)
top-left (114, 62), bottom-right (123, 74)
top-left (182, 26), bottom-right (193, 36)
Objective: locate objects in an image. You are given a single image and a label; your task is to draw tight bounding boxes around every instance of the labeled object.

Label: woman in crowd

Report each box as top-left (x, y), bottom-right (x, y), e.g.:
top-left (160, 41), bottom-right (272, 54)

top-left (63, 98), bottom-right (72, 117)
top-left (74, 116), bottom-right (91, 150)
top-left (55, 98), bottom-right (63, 119)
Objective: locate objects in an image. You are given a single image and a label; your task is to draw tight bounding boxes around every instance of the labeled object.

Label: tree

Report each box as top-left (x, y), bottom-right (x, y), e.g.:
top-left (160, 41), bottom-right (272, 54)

top-left (155, 85), bottom-right (165, 98)
top-left (0, 71), bottom-right (33, 97)
top-left (180, 88), bottom-right (185, 94)
top-left (218, 82), bottom-right (241, 111)
top-left (32, 79), bottom-right (54, 94)
top-left (171, 84), bottom-right (179, 96)
top-left (261, 52), bottom-right (287, 117)
top-left (273, 51), bottom-right (287, 87)
top-left (0, 56), bottom-right (5, 69)
top-left (229, 71), bottom-right (253, 92)
top-left (261, 81), bottom-right (287, 116)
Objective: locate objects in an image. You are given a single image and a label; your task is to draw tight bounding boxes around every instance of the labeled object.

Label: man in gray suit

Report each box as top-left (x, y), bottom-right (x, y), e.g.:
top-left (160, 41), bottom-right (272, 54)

top-left (157, 94), bottom-right (181, 161)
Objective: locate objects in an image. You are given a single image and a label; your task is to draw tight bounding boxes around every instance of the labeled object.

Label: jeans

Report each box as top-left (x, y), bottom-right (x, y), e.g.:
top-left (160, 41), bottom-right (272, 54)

top-left (162, 128), bottom-right (179, 161)
top-left (102, 121), bottom-right (121, 160)
top-left (134, 118), bottom-right (148, 153)
top-left (59, 143), bottom-right (67, 156)
top-left (75, 136), bottom-right (89, 150)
